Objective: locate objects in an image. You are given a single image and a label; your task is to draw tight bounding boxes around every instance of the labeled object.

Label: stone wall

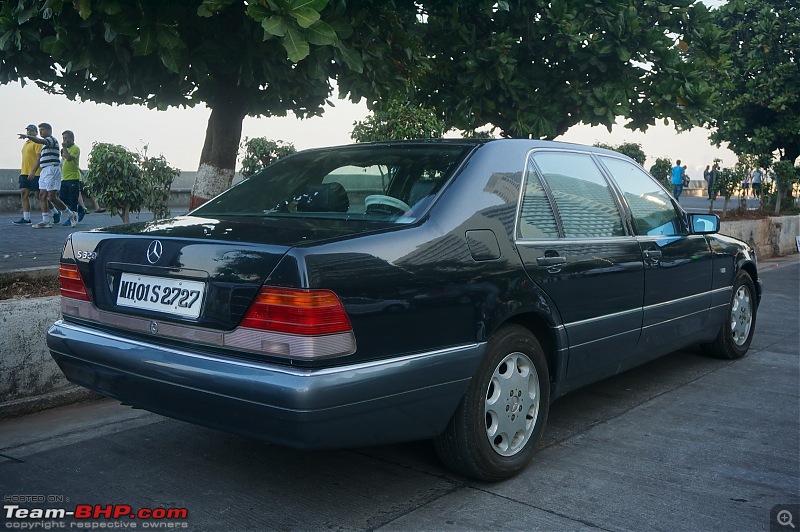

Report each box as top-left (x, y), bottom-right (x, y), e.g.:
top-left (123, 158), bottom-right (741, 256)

top-left (719, 215), bottom-right (800, 260)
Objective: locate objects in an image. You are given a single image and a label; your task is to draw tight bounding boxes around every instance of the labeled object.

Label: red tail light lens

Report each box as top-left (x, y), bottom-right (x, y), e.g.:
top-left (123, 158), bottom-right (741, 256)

top-left (240, 287), bottom-right (352, 335)
top-left (59, 263), bottom-right (90, 301)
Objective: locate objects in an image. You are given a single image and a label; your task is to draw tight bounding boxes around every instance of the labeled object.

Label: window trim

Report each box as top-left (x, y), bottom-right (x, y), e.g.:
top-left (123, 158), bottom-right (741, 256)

top-left (594, 153), bottom-right (689, 237)
top-left (515, 148), bottom-right (633, 242)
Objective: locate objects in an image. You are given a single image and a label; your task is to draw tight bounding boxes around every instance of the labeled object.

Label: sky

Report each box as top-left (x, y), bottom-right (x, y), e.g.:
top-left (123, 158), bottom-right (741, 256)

top-left (0, 81), bottom-right (736, 179)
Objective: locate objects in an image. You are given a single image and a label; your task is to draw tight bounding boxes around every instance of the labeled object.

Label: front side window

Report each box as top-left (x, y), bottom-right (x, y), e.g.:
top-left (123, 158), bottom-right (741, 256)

top-left (600, 156), bottom-right (684, 236)
top-left (532, 152), bottom-right (625, 238)
top-left (193, 144), bottom-right (474, 224)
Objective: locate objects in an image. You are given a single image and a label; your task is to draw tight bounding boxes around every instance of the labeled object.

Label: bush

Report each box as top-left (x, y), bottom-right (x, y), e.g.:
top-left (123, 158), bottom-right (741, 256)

top-left (85, 143), bottom-right (145, 224)
top-left (239, 138), bottom-right (296, 178)
top-left (141, 155), bottom-right (180, 220)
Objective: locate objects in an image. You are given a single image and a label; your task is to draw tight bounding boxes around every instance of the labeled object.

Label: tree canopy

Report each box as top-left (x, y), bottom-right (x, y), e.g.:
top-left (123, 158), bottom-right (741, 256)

top-left (0, 0), bottom-right (423, 206)
top-left (2, 0), bottom-right (726, 208)
top-left (411, 0), bottom-right (723, 139)
top-left (708, 0), bottom-right (800, 164)
top-left (350, 101), bottom-right (447, 142)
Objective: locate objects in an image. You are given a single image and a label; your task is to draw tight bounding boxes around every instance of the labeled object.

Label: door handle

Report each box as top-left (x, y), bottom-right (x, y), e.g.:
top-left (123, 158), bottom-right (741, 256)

top-left (643, 249), bottom-right (662, 263)
top-left (536, 255), bottom-right (567, 267)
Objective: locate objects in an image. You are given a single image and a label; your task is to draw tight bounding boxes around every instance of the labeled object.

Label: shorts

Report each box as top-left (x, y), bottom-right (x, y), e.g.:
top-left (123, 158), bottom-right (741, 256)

top-left (39, 165), bottom-right (62, 192)
top-left (19, 174), bottom-right (40, 192)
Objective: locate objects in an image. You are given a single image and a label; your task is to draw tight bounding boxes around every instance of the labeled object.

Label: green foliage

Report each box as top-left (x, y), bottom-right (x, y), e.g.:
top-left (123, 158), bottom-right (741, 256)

top-left (239, 138), bottom-right (297, 178)
top-left (463, 130), bottom-right (494, 140)
top-left (141, 154), bottom-right (181, 219)
top-left (85, 143), bottom-right (146, 221)
top-left (769, 160), bottom-right (800, 214)
top-left (649, 157), bottom-right (672, 189)
top-left (412, 0), bottom-right (723, 139)
top-left (85, 143), bottom-right (180, 222)
top-left (351, 101), bottom-right (447, 142)
top-left (708, 0), bottom-right (800, 165)
top-left (594, 142), bottom-right (646, 166)
top-left (0, 0), bottom-right (426, 202)
top-left (714, 167), bottom-right (739, 203)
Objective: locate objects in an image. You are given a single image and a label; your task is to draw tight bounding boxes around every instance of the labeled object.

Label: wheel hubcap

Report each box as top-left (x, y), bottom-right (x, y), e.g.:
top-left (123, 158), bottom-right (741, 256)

top-left (730, 285), bottom-right (753, 346)
top-left (484, 352), bottom-right (540, 457)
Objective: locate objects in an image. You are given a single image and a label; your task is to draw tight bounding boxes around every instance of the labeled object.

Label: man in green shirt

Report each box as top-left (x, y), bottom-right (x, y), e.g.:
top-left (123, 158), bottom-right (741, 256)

top-left (59, 130), bottom-right (84, 226)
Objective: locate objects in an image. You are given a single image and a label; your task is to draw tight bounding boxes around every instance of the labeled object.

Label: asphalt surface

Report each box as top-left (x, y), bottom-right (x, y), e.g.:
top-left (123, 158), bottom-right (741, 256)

top-left (0, 209), bottom-right (187, 273)
top-left (0, 194), bottom-right (764, 273)
top-left (0, 255), bottom-right (797, 531)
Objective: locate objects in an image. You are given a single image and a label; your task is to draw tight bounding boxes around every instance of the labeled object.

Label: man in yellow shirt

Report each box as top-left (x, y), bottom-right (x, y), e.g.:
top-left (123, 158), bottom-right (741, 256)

top-left (12, 124), bottom-right (42, 225)
top-left (59, 130), bottom-right (84, 226)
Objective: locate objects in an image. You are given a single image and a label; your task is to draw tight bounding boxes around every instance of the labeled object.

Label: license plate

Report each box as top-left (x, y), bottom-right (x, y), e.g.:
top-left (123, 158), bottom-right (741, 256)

top-left (117, 273), bottom-right (205, 318)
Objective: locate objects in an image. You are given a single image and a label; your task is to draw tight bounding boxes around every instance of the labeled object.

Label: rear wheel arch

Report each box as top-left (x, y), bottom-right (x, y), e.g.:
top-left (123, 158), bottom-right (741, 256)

top-left (503, 312), bottom-right (559, 384)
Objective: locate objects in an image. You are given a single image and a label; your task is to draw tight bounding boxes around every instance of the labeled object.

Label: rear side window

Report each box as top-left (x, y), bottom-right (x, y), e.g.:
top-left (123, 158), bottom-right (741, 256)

top-left (518, 157), bottom-right (559, 239)
top-left (600, 156), bottom-right (684, 236)
top-left (531, 152), bottom-right (625, 238)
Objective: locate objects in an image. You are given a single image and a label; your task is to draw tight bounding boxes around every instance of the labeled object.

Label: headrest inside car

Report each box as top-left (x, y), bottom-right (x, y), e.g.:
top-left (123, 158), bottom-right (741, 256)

top-left (296, 182), bottom-right (350, 212)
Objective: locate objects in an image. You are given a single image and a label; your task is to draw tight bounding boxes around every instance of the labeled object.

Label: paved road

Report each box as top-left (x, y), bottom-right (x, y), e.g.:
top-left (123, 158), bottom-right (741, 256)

top-left (0, 195), bottom-right (764, 274)
top-left (1, 255), bottom-right (797, 531)
top-left (0, 209), bottom-right (187, 273)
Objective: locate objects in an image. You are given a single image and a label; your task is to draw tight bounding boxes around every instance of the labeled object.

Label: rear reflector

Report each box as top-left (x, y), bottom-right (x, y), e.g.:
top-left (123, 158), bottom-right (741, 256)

top-left (240, 287), bottom-right (352, 336)
top-left (59, 263), bottom-right (91, 301)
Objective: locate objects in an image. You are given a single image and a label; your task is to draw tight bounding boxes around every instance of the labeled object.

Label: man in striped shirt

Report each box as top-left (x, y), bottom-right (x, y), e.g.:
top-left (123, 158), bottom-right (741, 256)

top-left (18, 123), bottom-right (79, 229)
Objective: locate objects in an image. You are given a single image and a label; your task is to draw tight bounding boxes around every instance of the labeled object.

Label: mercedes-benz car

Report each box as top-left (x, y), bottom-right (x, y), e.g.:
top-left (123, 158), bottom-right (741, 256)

top-left (48, 139), bottom-right (761, 481)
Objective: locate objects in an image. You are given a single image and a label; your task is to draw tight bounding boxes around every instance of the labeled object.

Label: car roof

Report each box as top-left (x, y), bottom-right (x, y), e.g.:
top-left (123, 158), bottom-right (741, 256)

top-left (295, 138), bottom-right (628, 160)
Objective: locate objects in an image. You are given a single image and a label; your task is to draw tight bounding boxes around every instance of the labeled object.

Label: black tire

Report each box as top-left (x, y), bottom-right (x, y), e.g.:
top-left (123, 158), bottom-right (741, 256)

top-left (434, 324), bottom-right (550, 481)
top-left (702, 271), bottom-right (757, 359)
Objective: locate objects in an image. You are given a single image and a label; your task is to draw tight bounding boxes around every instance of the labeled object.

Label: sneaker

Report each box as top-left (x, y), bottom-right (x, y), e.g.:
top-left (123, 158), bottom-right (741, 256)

top-left (63, 219), bottom-right (74, 226)
top-left (77, 205), bottom-right (86, 222)
top-left (52, 211), bottom-right (61, 224)
top-left (12, 218), bottom-right (32, 225)
top-left (32, 221), bottom-right (53, 229)
top-left (69, 212), bottom-right (79, 227)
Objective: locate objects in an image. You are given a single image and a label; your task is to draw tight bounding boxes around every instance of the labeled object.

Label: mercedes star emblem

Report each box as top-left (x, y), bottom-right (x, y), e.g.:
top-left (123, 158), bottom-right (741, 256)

top-left (146, 240), bottom-right (163, 264)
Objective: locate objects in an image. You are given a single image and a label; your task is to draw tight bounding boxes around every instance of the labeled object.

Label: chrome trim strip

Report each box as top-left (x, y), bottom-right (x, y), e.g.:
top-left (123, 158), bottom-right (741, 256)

top-left (644, 287), bottom-right (730, 311)
top-left (560, 287), bottom-right (732, 329)
top-left (562, 306), bottom-right (641, 328)
top-left (52, 320), bottom-right (482, 378)
top-left (567, 327), bottom-right (642, 349)
top-left (640, 306), bottom-right (709, 330)
top-left (62, 298), bottom-right (356, 360)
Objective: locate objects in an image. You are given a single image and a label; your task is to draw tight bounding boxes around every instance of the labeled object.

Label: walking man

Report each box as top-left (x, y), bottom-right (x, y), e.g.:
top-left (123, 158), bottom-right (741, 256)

top-left (59, 130), bottom-right (84, 226)
top-left (671, 159), bottom-right (685, 200)
top-left (18, 123), bottom-right (78, 229)
top-left (12, 124), bottom-right (42, 225)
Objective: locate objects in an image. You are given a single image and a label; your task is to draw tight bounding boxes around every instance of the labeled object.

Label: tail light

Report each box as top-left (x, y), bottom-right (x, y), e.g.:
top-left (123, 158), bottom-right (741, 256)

top-left (59, 263), bottom-right (90, 301)
top-left (240, 287), bottom-right (352, 335)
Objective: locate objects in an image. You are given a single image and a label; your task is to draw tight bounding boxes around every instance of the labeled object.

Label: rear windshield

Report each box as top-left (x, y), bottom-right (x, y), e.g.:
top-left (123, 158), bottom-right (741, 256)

top-left (193, 144), bottom-right (475, 224)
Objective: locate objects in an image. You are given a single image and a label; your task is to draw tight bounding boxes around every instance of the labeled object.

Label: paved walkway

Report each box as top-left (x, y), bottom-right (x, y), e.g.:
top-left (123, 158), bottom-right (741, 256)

top-left (0, 209), bottom-right (187, 273)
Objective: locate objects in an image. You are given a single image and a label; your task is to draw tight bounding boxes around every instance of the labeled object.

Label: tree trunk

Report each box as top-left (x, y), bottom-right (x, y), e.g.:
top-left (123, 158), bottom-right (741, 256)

top-left (722, 197), bottom-right (729, 218)
top-left (190, 93), bottom-right (247, 209)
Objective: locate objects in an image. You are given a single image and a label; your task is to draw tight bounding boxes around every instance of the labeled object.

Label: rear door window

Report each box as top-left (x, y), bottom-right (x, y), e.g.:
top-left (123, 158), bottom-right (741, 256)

top-left (530, 151), bottom-right (626, 238)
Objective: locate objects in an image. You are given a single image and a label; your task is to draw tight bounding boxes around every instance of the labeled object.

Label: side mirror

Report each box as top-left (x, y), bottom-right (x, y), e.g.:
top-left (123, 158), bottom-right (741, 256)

top-left (690, 213), bottom-right (720, 234)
